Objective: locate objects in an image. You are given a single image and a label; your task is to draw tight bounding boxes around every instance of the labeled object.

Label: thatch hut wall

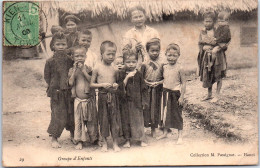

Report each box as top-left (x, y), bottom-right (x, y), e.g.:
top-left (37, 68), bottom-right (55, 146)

top-left (75, 18), bottom-right (257, 71)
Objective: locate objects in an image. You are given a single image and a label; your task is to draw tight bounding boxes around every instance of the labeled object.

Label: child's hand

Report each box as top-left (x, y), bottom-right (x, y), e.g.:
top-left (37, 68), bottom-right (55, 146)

top-left (112, 83), bottom-right (119, 90)
top-left (73, 62), bottom-right (77, 70)
top-left (135, 42), bottom-right (143, 51)
top-left (178, 97), bottom-right (184, 106)
top-left (126, 70), bottom-right (136, 78)
top-left (77, 62), bottom-right (84, 70)
top-left (102, 83), bottom-right (112, 89)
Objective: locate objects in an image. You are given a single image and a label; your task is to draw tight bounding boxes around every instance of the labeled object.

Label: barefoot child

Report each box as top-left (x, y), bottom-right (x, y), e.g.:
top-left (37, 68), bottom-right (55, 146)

top-left (68, 46), bottom-right (98, 150)
top-left (117, 49), bottom-right (148, 148)
top-left (44, 32), bottom-right (74, 148)
top-left (90, 41), bottom-right (122, 152)
top-left (156, 44), bottom-right (186, 144)
top-left (141, 38), bottom-right (164, 137)
top-left (197, 11), bottom-right (230, 102)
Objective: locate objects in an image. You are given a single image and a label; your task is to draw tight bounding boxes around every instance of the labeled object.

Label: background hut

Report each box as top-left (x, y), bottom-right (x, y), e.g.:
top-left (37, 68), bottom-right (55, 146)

top-left (5, 0), bottom-right (257, 72)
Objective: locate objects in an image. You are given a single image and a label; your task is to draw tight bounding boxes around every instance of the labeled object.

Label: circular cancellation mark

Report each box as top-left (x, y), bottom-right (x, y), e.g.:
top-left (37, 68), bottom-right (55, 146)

top-left (3, 1), bottom-right (48, 49)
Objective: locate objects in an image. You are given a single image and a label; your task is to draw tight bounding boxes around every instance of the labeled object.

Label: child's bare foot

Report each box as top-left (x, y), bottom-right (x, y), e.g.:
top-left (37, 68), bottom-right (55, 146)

top-left (75, 142), bottom-right (83, 150)
top-left (101, 142), bottom-right (108, 152)
top-left (123, 140), bottom-right (130, 148)
top-left (176, 138), bottom-right (183, 145)
top-left (51, 138), bottom-right (61, 148)
top-left (202, 95), bottom-right (213, 101)
top-left (156, 133), bottom-right (167, 140)
top-left (210, 97), bottom-right (219, 103)
top-left (140, 141), bottom-right (148, 147)
top-left (113, 143), bottom-right (121, 152)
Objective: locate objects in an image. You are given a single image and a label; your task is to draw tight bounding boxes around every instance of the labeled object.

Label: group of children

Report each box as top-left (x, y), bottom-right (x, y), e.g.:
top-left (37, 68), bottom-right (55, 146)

top-left (44, 6), bottom-right (231, 152)
top-left (44, 29), bottom-right (186, 152)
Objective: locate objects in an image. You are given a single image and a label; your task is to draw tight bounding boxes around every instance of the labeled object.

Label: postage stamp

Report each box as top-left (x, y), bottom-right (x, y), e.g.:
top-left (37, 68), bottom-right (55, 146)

top-left (3, 2), bottom-right (40, 46)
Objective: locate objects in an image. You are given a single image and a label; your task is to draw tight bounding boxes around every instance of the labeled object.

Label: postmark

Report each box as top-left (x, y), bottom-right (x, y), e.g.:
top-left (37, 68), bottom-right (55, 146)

top-left (3, 2), bottom-right (46, 47)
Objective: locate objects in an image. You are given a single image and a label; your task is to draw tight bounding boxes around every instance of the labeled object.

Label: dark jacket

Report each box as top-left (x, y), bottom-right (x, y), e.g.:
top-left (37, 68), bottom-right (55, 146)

top-left (44, 51), bottom-right (74, 97)
top-left (215, 25), bottom-right (231, 44)
top-left (117, 68), bottom-right (148, 109)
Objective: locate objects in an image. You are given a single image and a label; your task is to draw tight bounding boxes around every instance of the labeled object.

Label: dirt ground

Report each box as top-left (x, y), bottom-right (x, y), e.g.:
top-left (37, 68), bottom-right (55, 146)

top-left (2, 59), bottom-right (258, 166)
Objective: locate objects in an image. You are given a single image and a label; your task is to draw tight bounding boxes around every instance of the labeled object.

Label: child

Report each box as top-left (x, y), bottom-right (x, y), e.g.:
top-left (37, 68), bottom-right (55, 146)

top-left (114, 56), bottom-right (124, 70)
top-left (197, 11), bottom-right (229, 102)
top-left (123, 5), bottom-right (160, 67)
top-left (117, 49), bottom-right (148, 148)
top-left (141, 38), bottom-right (164, 138)
top-left (212, 11), bottom-right (231, 61)
top-left (156, 44), bottom-right (186, 145)
top-left (68, 46), bottom-right (98, 150)
top-left (76, 29), bottom-right (100, 71)
top-left (90, 41), bottom-right (122, 152)
top-left (44, 32), bottom-right (74, 148)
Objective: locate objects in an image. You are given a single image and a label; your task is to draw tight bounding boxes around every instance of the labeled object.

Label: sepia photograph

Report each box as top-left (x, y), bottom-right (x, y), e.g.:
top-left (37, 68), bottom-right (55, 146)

top-left (2, 0), bottom-right (258, 166)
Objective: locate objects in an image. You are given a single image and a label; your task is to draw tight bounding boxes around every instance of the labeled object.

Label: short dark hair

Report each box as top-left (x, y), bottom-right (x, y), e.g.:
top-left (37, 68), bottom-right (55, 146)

top-left (165, 43), bottom-right (180, 56)
top-left (203, 11), bottom-right (216, 21)
top-left (79, 28), bottom-right (92, 36)
top-left (146, 38), bottom-right (161, 51)
top-left (51, 25), bottom-right (64, 34)
top-left (218, 11), bottom-right (230, 21)
top-left (100, 41), bottom-right (117, 55)
top-left (50, 32), bottom-right (67, 51)
top-left (71, 45), bottom-right (87, 56)
top-left (123, 49), bottom-right (137, 62)
top-left (129, 5), bottom-right (146, 17)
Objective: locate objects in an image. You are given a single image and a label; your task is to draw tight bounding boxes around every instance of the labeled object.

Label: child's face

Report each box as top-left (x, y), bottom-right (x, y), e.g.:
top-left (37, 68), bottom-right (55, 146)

top-left (66, 20), bottom-right (77, 33)
top-left (148, 45), bottom-right (160, 61)
top-left (78, 34), bottom-right (92, 49)
top-left (115, 57), bottom-right (124, 70)
top-left (124, 55), bottom-right (137, 71)
top-left (53, 39), bottom-right (68, 51)
top-left (166, 49), bottom-right (180, 65)
top-left (73, 48), bottom-right (87, 63)
top-left (131, 10), bottom-right (146, 28)
top-left (203, 18), bottom-right (214, 30)
top-left (102, 46), bottom-right (116, 65)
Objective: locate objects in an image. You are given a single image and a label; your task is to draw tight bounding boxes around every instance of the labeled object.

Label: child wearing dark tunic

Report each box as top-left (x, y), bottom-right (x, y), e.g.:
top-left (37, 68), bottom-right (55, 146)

top-left (212, 11), bottom-right (231, 61)
top-left (156, 44), bottom-right (186, 145)
top-left (141, 38), bottom-right (163, 138)
top-left (44, 32), bottom-right (74, 148)
top-left (68, 46), bottom-right (98, 150)
top-left (197, 11), bottom-right (229, 102)
top-left (90, 41), bottom-right (122, 152)
top-left (117, 49), bottom-right (148, 148)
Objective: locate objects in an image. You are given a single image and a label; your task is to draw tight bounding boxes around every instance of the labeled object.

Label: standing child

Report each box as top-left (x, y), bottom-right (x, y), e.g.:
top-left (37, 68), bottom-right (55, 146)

top-left (197, 11), bottom-right (230, 102)
top-left (156, 44), bottom-right (186, 145)
top-left (141, 38), bottom-right (164, 138)
top-left (76, 29), bottom-right (100, 70)
top-left (44, 32), bottom-right (74, 148)
top-left (117, 49), bottom-right (148, 148)
top-left (90, 41), bottom-right (122, 152)
top-left (68, 46), bottom-right (98, 150)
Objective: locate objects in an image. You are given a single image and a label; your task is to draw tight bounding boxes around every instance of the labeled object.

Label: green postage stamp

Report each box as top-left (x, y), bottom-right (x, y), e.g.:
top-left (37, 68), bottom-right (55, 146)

top-left (3, 2), bottom-right (40, 46)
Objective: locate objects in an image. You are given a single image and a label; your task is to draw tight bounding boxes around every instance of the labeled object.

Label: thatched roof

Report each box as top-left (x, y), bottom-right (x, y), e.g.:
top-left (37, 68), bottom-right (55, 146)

top-left (41, 0), bottom-right (258, 20)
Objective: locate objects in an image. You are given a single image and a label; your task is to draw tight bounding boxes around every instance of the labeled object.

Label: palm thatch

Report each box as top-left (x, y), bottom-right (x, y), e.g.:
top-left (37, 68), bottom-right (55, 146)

top-left (41, 0), bottom-right (257, 20)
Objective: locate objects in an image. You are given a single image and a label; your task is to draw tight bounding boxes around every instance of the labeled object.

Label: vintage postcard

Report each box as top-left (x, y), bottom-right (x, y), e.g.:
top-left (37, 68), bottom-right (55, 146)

top-left (2, 0), bottom-right (258, 166)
